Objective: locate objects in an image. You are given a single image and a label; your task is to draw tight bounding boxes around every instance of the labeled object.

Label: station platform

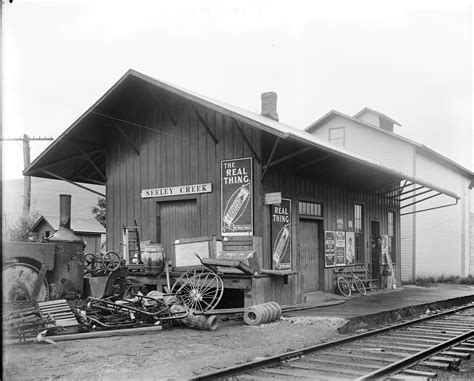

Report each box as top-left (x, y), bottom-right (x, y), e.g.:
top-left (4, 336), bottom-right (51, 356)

top-left (285, 284), bottom-right (474, 333)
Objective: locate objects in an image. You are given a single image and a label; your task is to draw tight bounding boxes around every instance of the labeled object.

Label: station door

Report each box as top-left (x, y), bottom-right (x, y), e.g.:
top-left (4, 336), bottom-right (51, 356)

top-left (157, 199), bottom-right (198, 257)
top-left (299, 219), bottom-right (321, 292)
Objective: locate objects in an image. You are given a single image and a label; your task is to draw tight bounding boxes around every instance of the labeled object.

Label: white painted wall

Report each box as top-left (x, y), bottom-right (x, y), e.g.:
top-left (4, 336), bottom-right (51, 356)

top-left (309, 115), bottom-right (472, 281)
top-left (312, 115), bottom-right (415, 175)
top-left (414, 152), bottom-right (470, 277)
top-left (355, 110), bottom-right (380, 127)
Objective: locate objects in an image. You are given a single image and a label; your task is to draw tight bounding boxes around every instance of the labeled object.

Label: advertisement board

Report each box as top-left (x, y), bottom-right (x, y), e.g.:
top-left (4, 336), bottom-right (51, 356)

top-left (221, 157), bottom-right (253, 236)
top-left (335, 231), bottom-right (346, 266)
top-left (271, 198), bottom-right (291, 270)
top-left (345, 231), bottom-right (355, 265)
top-left (324, 231), bottom-right (336, 267)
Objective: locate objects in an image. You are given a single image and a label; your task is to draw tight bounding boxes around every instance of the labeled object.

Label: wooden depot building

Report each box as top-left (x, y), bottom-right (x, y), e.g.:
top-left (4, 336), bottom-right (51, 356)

top-left (25, 70), bottom-right (460, 307)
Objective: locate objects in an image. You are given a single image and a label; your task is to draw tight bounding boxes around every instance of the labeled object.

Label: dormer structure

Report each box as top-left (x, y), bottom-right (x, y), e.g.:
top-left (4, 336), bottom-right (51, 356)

top-left (353, 107), bottom-right (401, 133)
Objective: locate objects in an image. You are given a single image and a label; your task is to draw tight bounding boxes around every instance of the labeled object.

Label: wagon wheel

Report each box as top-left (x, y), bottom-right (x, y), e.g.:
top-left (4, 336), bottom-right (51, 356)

top-left (84, 253), bottom-right (97, 268)
top-left (171, 268), bottom-right (224, 312)
top-left (103, 251), bottom-right (121, 272)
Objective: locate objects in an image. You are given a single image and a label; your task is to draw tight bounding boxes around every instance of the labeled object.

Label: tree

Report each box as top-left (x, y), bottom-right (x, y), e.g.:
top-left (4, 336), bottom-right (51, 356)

top-left (92, 197), bottom-right (106, 228)
top-left (5, 212), bottom-right (41, 242)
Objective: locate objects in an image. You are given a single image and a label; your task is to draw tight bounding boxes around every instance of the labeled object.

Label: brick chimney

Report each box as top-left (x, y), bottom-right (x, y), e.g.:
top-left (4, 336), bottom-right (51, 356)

top-left (261, 92), bottom-right (279, 121)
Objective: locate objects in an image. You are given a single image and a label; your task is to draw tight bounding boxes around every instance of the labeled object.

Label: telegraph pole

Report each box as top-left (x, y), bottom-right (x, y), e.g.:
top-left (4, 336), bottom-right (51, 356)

top-left (1, 135), bottom-right (54, 217)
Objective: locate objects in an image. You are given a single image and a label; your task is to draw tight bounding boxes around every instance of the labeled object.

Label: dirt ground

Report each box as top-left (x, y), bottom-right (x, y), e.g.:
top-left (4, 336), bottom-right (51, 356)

top-left (2, 315), bottom-right (345, 380)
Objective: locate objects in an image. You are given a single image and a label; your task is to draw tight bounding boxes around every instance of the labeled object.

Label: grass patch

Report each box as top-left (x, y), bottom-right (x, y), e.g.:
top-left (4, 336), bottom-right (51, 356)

top-left (408, 275), bottom-right (474, 287)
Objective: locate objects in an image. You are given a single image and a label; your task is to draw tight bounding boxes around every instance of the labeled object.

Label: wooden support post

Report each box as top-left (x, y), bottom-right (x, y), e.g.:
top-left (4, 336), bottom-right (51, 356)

top-left (42, 170), bottom-right (106, 198)
top-left (261, 137), bottom-right (281, 182)
top-left (233, 118), bottom-right (261, 163)
top-left (189, 101), bottom-right (218, 144)
top-left (147, 85), bottom-right (178, 126)
top-left (78, 147), bottom-right (106, 182)
top-left (263, 147), bottom-right (312, 170)
top-left (112, 121), bottom-right (140, 155)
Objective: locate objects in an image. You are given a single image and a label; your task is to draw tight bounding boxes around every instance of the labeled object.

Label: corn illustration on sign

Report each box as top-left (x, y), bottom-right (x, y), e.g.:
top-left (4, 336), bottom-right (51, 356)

top-left (221, 157), bottom-right (253, 236)
top-left (271, 198), bottom-right (291, 270)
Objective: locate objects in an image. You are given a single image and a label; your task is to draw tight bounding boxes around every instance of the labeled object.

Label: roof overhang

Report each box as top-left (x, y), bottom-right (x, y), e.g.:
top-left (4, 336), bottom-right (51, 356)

top-left (25, 69), bottom-right (461, 214)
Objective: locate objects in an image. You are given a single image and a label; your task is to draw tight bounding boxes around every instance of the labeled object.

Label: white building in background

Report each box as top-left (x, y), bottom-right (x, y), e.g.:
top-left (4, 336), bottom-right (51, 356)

top-left (306, 107), bottom-right (473, 281)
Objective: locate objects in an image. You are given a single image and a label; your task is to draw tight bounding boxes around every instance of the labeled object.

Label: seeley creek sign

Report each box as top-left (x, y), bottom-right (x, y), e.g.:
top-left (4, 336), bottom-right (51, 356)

top-left (141, 183), bottom-right (212, 199)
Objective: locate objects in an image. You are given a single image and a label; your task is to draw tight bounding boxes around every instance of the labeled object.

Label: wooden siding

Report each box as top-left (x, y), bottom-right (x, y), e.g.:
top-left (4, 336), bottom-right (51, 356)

top-left (262, 169), bottom-right (400, 292)
top-left (310, 115), bottom-right (415, 175)
top-left (105, 102), bottom-right (262, 255)
top-left (414, 152), bottom-right (469, 277)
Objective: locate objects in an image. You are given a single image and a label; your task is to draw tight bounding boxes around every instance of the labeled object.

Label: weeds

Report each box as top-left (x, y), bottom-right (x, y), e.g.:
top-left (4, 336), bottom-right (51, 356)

top-left (408, 275), bottom-right (474, 287)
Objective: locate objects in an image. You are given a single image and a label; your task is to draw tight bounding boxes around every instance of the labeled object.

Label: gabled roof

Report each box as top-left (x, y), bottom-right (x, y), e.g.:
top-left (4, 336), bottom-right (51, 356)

top-left (30, 215), bottom-right (106, 234)
top-left (24, 69), bottom-right (463, 205)
top-left (305, 109), bottom-right (473, 178)
top-left (353, 107), bottom-right (401, 126)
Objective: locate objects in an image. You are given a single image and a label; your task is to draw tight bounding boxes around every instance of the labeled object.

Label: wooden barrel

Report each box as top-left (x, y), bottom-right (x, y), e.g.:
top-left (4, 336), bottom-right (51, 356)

top-left (142, 244), bottom-right (165, 276)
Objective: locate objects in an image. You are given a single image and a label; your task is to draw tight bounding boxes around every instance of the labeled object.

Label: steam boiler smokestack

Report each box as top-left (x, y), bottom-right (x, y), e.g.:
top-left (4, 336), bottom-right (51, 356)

top-left (59, 194), bottom-right (72, 230)
top-left (48, 194), bottom-right (84, 245)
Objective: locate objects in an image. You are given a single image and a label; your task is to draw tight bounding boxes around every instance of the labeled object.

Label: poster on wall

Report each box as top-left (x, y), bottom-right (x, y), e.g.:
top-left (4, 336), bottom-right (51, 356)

top-left (381, 235), bottom-right (389, 265)
top-left (345, 231), bottom-right (355, 265)
top-left (221, 157), bottom-right (253, 236)
top-left (271, 198), bottom-right (291, 270)
top-left (324, 231), bottom-right (336, 267)
top-left (336, 218), bottom-right (344, 231)
top-left (335, 231), bottom-right (346, 266)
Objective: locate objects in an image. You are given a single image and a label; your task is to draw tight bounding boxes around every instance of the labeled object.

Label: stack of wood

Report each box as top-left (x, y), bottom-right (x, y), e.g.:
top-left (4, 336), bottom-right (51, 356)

top-left (3, 303), bottom-right (55, 342)
top-left (38, 299), bottom-right (80, 334)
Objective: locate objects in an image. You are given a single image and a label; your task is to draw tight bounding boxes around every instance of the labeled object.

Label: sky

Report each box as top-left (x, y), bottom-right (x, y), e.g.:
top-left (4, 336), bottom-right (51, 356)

top-left (2, 0), bottom-right (473, 181)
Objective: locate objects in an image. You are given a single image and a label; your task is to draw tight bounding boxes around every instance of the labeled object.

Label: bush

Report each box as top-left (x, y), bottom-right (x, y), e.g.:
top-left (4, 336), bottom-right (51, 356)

top-left (5, 212), bottom-right (41, 242)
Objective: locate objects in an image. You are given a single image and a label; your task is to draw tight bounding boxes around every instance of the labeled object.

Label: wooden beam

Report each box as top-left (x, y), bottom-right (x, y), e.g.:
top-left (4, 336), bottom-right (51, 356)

top-left (42, 170), bottom-right (106, 198)
top-left (78, 147), bottom-right (106, 182)
top-left (296, 154), bottom-right (332, 170)
top-left (399, 188), bottom-right (433, 202)
top-left (147, 85), bottom-right (178, 126)
top-left (263, 147), bottom-right (312, 170)
top-left (260, 137), bottom-right (281, 182)
top-left (36, 149), bottom-right (105, 172)
top-left (189, 101), bottom-right (218, 144)
top-left (233, 119), bottom-right (260, 163)
top-left (76, 176), bottom-right (106, 186)
top-left (112, 121), bottom-right (140, 155)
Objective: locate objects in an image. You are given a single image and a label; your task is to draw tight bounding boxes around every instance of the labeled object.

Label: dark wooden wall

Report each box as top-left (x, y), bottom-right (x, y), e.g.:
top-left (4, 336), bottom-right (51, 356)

top-left (262, 169), bottom-right (400, 292)
top-left (105, 101), bottom-right (262, 252)
top-left (104, 97), bottom-right (400, 294)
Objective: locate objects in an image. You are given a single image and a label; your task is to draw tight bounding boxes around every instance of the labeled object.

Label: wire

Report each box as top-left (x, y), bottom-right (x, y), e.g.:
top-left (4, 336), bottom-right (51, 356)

top-left (92, 111), bottom-right (200, 144)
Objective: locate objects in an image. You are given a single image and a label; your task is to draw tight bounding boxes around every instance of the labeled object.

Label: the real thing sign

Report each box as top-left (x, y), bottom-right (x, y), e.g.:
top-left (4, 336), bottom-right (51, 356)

top-left (221, 157), bottom-right (253, 236)
top-left (271, 198), bottom-right (291, 270)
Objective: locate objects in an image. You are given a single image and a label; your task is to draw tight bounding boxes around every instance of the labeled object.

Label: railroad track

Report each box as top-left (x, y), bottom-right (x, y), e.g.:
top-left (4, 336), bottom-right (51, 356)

top-left (193, 304), bottom-right (474, 380)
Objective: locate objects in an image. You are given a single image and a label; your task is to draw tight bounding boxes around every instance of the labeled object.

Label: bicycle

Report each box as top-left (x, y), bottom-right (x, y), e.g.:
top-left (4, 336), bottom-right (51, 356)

top-left (334, 268), bottom-right (366, 298)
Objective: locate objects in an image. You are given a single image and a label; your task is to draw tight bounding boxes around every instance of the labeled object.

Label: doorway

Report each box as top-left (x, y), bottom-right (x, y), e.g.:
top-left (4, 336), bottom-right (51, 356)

top-left (156, 199), bottom-right (198, 257)
top-left (299, 219), bottom-right (321, 292)
top-left (370, 220), bottom-right (381, 282)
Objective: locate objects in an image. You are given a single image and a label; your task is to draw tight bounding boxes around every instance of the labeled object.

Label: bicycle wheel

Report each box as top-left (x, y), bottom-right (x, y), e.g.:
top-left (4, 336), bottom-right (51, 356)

top-left (353, 274), bottom-right (366, 296)
top-left (337, 276), bottom-right (351, 298)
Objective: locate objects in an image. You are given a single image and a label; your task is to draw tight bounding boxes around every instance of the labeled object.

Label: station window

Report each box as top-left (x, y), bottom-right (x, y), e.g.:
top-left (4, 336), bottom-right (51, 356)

top-left (329, 127), bottom-right (345, 147)
top-left (354, 204), bottom-right (364, 263)
top-left (298, 201), bottom-right (322, 217)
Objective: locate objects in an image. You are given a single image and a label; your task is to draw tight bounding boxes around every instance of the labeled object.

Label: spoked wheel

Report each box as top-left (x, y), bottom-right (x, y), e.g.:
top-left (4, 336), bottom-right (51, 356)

top-left (171, 268), bottom-right (224, 312)
top-left (84, 253), bottom-right (96, 267)
top-left (337, 276), bottom-right (351, 298)
top-left (104, 251), bottom-right (121, 272)
top-left (353, 275), bottom-right (366, 296)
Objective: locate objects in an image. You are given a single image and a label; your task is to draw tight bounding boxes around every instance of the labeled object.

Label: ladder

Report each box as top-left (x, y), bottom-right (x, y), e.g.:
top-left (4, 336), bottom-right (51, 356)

top-left (122, 225), bottom-right (141, 264)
